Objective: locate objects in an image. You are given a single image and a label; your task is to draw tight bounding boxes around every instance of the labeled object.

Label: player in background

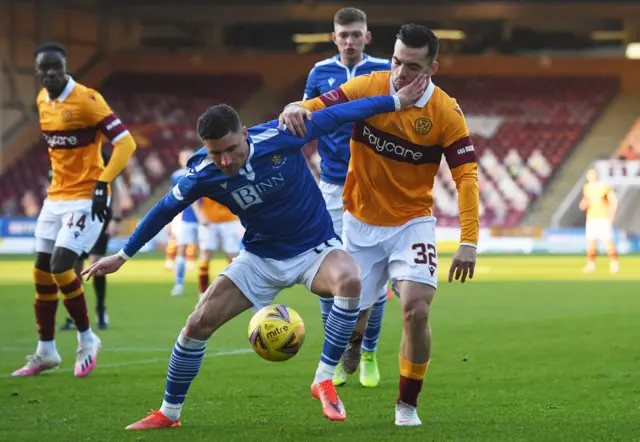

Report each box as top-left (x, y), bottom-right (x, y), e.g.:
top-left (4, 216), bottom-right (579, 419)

top-left (83, 84), bottom-right (426, 428)
top-left (579, 168), bottom-right (619, 273)
top-left (60, 148), bottom-right (124, 331)
top-left (280, 24), bottom-right (479, 426)
top-left (302, 7), bottom-right (393, 388)
top-left (170, 148), bottom-right (200, 296)
top-left (196, 197), bottom-right (242, 296)
top-left (164, 228), bottom-right (197, 270)
top-left (13, 43), bottom-right (136, 377)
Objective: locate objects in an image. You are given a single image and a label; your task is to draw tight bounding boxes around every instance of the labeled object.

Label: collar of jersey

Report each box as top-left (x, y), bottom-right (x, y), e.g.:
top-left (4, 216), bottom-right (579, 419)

top-left (45, 76), bottom-right (76, 103)
top-left (389, 77), bottom-right (435, 108)
top-left (239, 140), bottom-right (256, 178)
top-left (333, 53), bottom-right (370, 71)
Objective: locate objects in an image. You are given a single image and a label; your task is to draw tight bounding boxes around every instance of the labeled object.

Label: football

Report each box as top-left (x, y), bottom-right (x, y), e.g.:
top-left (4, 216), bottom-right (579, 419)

top-left (248, 304), bottom-right (306, 362)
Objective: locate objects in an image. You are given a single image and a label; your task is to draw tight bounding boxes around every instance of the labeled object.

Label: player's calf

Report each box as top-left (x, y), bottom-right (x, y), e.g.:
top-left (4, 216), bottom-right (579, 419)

top-left (309, 250), bottom-right (361, 420)
top-left (133, 276), bottom-right (252, 428)
top-left (50, 255), bottom-right (90, 334)
top-left (51, 247), bottom-right (101, 376)
top-left (33, 257), bottom-right (60, 348)
top-left (395, 280), bottom-right (435, 424)
top-left (198, 259), bottom-right (210, 295)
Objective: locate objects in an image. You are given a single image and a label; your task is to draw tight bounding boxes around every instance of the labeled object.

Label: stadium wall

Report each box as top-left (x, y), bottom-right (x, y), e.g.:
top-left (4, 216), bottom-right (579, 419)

top-left (1, 216), bottom-right (639, 256)
top-left (3, 51), bottom-right (640, 174)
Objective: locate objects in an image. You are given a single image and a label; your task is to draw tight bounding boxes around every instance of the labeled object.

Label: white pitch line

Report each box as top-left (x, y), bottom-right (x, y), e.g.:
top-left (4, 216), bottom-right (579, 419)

top-left (0, 348), bottom-right (253, 379)
top-left (0, 346), bottom-right (173, 353)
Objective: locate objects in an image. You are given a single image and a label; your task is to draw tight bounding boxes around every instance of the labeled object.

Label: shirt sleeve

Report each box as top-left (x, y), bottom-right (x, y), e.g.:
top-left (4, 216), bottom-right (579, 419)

top-left (278, 95), bottom-right (399, 149)
top-left (441, 101), bottom-right (480, 246)
top-left (83, 90), bottom-right (130, 143)
top-left (122, 170), bottom-right (204, 257)
top-left (302, 67), bottom-right (319, 100)
top-left (295, 74), bottom-right (372, 112)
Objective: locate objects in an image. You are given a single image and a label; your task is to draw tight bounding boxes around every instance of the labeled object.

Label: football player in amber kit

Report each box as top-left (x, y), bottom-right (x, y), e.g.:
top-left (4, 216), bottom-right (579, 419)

top-left (579, 168), bottom-right (619, 273)
top-left (280, 24), bottom-right (480, 426)
top-left (13, 43), bottom-right (136, 378)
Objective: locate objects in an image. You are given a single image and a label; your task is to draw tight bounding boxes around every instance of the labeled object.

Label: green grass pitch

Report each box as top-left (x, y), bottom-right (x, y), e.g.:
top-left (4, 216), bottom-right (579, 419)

top-left (1, 254), bottom-right (639, 441)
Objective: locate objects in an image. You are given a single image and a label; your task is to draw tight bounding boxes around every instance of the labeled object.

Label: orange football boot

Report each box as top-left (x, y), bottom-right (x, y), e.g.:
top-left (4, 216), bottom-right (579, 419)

top-left (125, 410), bottom-right (181, 430)
top-left (311, 379), bottom-right (347, 421)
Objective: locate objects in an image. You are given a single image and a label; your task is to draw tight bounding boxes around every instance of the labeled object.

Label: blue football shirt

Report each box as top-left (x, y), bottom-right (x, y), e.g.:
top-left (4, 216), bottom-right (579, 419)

top-left (303, 54), bottom-right (391, 185)
top-left (122, 95), bottom-right (398, 260)
top-left (171, 169), bottom-right (197, 223)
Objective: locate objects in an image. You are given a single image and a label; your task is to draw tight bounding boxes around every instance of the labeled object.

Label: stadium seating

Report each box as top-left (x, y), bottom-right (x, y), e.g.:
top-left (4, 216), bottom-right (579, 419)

top-left (273, 75), bottom-right (618, 227)
top-left (0, 74), bottom-right (618, 226)
top-left (0, 73), bottom-right (263, 216)
top-left (431, 76), bottom-right (619, 227)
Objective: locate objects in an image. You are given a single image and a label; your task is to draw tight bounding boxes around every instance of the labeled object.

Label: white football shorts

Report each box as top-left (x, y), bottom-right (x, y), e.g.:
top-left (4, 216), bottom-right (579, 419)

top-left (586, 218), bottom-right (613, 242)
top-left (220, 237), bottom-right (341, 310)
top-left (34, 198), bottom-right (105, 256)
top-left (318, 180), bottom-right (344, 239)
top-left (342, 211), bottom-right (438, 310)
top-left (175, 221), bottom-right (198, 246)
top-left (169, 214), bottom-right (182, 238)
top-left (198, 221), bottom-right (243, 255)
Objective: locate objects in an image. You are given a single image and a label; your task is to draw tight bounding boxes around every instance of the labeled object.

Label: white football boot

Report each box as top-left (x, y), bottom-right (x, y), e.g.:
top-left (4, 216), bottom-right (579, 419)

top-left (395, 401), bottom-right (422, 426)
top-left (12, 351), bottom-right (62, 376)
top-left (74, 334), bottom-right (101, 377)
top-left (171, 284), bottom-right (184, 296)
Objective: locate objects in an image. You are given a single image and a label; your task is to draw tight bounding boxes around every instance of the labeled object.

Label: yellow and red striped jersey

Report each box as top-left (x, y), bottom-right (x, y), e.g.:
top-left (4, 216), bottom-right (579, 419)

top-left (297, 71), bottom-right (479, 245)
top-left (37, 77), bottom-right (129, 201)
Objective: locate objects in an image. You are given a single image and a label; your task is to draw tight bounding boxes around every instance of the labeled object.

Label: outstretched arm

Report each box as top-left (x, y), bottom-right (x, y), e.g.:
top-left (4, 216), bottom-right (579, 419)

top-left (280, 73), bottom-right (427, 137)
top-left (120, 190), bottom-right (194, 259)
top-left (82, 173), bottom-right (204, 279)
top-left (297, 95), bottom-right (399, 144)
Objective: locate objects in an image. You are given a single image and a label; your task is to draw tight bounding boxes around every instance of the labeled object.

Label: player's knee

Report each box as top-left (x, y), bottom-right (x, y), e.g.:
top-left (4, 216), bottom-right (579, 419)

top-left (335, 271), bottom-right (361, 299)
top-left (35, 253), bottom-right (52, 272)
top-left (332, 252), bottom-right (362, 297)
top-left (49, 256), bottom-right (73, 275)
top-left (185, 307), bottom-right (214, 341)
top-left (401, 296), bottom-right (430, 328)
top-left (185, 288), bottom-right (223, 340)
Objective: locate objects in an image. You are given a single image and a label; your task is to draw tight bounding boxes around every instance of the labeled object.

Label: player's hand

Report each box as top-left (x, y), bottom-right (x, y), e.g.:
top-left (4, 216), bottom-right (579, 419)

top-left (278, 103), bottom-right (312, 137)
top-left (579, 200), bottom-right (588, 211)
top-left (394, 74), bottom-right (428, 110)
top-left (91, 181), bottom-right (109, 222)
top-left (448, 244), bottom-right (477, 283)
top-left (106, 219), bottom-right (121, 237)
top-left (82, 254), bottom-right (126, 281)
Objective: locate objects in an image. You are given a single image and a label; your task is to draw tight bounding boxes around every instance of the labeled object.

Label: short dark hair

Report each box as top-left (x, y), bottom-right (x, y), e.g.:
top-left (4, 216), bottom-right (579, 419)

top-left (334, 7), bottom-right (367, 26)
top-left (397, 24), bottom-right (439, 63)
top-left (197, 104), bottom-right (242, 141)
top-left (34, 42), bottom-right (67, 59)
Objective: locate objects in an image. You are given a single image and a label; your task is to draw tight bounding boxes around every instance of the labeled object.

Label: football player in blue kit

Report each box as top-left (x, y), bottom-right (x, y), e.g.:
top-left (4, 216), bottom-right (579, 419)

top-left (82, 75), bottom-right (426, 428)
top-left (303, 7), bottom-right (392, 387)
top-left (169, 148), bottom-right (199, 296)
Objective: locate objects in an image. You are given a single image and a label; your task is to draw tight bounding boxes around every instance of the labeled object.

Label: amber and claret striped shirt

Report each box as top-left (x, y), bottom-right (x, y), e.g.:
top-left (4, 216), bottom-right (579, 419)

top-left (297, 71), bottom-right (480, 245)
top-left (37, 77), bottom-right (129, 201)
top-left (200, 197), bottom-right (238, 223)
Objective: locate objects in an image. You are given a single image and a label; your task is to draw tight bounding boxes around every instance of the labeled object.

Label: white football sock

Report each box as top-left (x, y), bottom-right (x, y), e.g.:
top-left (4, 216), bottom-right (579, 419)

top-left (37, 340), bottom-right (56, 355)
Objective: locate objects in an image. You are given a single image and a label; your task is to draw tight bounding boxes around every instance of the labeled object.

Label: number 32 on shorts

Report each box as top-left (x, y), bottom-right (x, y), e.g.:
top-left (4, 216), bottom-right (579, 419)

top-left (412, 243), bottom-right (437, 272)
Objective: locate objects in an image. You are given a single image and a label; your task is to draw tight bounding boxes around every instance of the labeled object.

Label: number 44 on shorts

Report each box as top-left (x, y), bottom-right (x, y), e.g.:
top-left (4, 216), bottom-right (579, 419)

top-left (67, 213), bottom-right (87, 231)
top-left (412, 243), bottom-right (437, 276)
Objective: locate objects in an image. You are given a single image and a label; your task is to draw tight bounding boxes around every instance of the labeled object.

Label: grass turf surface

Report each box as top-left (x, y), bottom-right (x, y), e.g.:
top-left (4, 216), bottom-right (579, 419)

top-left (1, 254), bottom-right (639, 441)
